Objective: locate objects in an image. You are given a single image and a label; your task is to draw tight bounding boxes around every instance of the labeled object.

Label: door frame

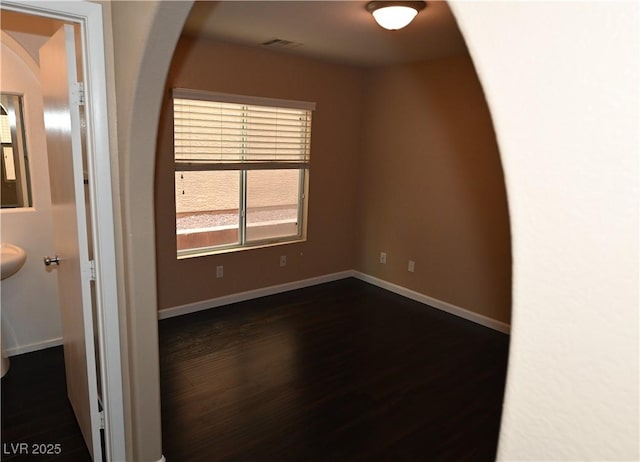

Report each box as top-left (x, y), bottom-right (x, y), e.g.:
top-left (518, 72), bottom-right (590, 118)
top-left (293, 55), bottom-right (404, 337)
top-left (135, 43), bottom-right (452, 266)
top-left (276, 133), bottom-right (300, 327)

top-left (1, 1), bottom-right (126, 460)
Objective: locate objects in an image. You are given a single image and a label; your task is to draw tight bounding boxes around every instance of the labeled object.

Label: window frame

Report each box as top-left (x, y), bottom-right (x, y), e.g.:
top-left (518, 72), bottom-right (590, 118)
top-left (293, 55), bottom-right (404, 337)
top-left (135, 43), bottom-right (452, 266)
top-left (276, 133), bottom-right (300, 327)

top-left (172, 89), bottom-right (315, 258)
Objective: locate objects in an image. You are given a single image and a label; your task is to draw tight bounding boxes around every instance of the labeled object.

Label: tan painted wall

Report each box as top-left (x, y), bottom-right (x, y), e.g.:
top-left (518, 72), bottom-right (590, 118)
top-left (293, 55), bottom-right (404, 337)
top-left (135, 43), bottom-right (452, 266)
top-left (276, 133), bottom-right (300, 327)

top-left (355, 56), bottom-right (511, 323)
top-left (155, 38), bottom-right (511, 323)
top-left (155, 37), bottom-right (365, 309)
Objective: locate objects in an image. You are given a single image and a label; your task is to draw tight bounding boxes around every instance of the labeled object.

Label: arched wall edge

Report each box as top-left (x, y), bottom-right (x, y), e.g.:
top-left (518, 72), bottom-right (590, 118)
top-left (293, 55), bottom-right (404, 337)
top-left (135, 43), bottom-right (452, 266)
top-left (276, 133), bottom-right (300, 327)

top-left (450, 2), bottom-right (639, 460)
top-left (0, 31), bottom-right (40, 76)
top-left (113, 1), bottom-right (194, 460)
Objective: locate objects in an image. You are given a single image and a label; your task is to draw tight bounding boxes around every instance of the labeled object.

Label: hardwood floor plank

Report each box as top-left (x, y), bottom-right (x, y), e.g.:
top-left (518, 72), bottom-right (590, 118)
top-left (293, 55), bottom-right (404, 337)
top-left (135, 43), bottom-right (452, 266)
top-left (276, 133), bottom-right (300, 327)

top-left (159, 278), bottom-right (509, 461)
top-left (1, 347), bottom-right (91, 461)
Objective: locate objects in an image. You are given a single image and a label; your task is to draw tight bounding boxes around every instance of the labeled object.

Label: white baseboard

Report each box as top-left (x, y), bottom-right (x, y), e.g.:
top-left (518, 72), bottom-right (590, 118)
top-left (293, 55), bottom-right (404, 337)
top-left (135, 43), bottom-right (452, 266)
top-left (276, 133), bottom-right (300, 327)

top-left (352, 271), bottom-right (510, 334)
top-left (156, 456), bottom-right (166, 462)
top-left (158, 269), bottom-right (510, 334)
top-left (158, 271), bottom-right (354, 320)
top-left (6, 337), bottom-right (63, 357)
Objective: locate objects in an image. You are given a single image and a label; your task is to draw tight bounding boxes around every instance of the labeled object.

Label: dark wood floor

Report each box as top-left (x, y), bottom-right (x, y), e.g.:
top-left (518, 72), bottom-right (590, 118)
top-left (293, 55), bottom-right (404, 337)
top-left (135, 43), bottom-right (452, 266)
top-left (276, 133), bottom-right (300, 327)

top-left (1, 347), bottom-right (91, 461)
top-left (0, 278), bottom-right (509, 461)
top-left (159, 278), bottom-right (510, 462)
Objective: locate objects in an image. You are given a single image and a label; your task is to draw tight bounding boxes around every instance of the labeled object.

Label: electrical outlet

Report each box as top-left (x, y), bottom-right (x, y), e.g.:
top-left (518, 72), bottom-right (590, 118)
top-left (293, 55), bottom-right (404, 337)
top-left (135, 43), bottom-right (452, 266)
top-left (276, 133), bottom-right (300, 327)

top-left (216, 265), bottom-right (224, 278)
top-left (380, 252), bottom-right (387, 264)
top-left (280, 255), bottom-right (287, 267)
top-left (408, 260), bottom-right (415, 272)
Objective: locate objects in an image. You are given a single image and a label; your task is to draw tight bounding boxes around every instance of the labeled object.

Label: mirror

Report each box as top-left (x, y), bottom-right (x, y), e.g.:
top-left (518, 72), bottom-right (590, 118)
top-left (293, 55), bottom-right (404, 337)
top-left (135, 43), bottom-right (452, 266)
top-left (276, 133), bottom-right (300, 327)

top-left (1, 93), bottom-right (32, 208)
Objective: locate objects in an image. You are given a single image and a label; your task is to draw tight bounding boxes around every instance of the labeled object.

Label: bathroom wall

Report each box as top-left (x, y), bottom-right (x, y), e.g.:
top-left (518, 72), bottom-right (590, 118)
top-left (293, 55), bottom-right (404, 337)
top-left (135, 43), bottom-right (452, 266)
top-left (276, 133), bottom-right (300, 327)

top-left (0, 33), bottom-right (62, 355)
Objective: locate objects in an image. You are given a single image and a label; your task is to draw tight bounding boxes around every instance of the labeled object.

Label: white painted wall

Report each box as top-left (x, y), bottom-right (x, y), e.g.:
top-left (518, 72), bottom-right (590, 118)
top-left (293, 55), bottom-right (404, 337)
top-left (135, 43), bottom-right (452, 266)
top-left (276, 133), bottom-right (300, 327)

top-left (0, 34), bottom-right (62, 355)
top-left (451, 2), bottom-right (639, 460)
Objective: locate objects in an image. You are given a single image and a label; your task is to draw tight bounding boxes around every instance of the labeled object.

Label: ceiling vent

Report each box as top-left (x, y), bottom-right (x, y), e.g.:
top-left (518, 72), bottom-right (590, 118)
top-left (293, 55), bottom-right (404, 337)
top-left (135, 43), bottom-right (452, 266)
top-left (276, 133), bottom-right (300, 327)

top-left (261, 38), bottom-right (303, 49)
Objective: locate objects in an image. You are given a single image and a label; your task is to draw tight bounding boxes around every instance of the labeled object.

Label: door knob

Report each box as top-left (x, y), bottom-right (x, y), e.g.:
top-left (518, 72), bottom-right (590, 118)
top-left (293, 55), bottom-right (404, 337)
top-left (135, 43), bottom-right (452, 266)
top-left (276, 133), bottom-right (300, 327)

top-left (44, 255), bottom-right (61, 266)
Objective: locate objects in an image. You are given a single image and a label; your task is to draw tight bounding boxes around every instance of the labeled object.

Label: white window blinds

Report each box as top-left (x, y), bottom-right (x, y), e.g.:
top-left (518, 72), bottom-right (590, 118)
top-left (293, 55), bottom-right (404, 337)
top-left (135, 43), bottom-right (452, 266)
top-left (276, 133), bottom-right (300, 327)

top-left (173, 89), bottom-right (315, 170)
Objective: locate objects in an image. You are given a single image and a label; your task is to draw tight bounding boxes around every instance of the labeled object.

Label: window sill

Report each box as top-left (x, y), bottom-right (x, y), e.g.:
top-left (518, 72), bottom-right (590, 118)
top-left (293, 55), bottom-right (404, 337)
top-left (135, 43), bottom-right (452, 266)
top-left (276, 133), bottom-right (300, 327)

top-left (177, 237), bottom-right (306, 260)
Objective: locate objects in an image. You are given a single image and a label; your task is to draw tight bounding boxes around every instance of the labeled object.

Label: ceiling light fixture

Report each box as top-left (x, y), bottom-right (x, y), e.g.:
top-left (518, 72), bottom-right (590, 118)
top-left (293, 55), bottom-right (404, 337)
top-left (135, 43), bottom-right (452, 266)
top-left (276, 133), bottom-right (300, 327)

top-left (366, 1), bottom-right (427, 31)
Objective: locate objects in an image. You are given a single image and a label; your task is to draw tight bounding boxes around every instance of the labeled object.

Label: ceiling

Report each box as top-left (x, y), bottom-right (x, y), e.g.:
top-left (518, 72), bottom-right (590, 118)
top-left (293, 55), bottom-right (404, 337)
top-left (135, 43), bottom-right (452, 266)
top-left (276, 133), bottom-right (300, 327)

top-left (182, 1), bottom-right (469, 67)
top-left (1, 10), bottom-right (65, 64)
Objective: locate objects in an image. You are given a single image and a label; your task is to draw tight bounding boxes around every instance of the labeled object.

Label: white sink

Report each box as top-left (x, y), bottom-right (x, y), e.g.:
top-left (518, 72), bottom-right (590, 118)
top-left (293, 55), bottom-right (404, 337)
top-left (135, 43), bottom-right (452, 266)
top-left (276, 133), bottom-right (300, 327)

top-left (0, 243), bottom-right (26, 280)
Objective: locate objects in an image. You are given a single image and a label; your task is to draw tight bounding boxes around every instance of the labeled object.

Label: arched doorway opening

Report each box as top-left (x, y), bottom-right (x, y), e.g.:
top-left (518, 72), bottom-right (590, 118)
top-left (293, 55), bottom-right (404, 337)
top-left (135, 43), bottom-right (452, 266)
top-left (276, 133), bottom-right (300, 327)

top-left (115, 1), bottom-right (638, 461)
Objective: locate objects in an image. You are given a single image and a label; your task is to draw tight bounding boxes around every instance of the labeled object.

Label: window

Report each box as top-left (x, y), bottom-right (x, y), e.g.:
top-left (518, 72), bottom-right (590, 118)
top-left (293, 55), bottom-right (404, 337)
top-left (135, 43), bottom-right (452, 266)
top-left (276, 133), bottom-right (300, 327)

top-left (173, 89), bottom-right (315, 257)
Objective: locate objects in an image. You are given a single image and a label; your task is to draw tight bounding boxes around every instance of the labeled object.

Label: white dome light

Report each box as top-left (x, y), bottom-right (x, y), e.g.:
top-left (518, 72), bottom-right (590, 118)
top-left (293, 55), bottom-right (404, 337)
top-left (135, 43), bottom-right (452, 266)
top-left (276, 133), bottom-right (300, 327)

top-left (372, 6), bottom-right (418, 30)
top-left (367, 1), bottom-right (426, 31)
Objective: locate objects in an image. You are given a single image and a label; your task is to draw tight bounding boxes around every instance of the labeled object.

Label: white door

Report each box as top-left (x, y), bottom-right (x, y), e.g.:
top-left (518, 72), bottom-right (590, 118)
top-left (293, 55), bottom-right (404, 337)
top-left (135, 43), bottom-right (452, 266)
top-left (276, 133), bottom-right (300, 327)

top-left (40, 25), bottom-right (103, 462)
